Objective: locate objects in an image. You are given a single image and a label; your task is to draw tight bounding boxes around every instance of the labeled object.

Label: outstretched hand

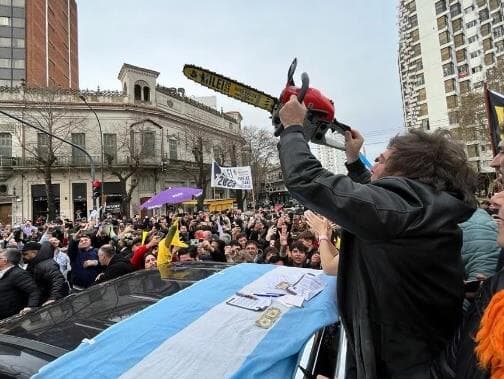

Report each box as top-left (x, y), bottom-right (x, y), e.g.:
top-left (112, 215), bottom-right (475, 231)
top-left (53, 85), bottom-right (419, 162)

top-left (305, 210), bottom-right (332, 238)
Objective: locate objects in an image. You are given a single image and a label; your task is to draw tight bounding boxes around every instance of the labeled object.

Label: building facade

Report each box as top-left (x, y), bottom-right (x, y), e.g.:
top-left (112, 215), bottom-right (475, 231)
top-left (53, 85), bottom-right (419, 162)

top-left (0, 63), bottom-right (243, 224)
top-left (0, 0), bottom-right (78, 89)
top-left (398, 0), bottom-right (504, 172)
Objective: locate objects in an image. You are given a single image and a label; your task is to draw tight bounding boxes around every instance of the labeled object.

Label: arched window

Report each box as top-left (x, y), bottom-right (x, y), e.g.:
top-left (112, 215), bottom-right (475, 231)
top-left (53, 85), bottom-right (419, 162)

top-left (143, 86), bottom-right (150, 102)
top-left (123, 83), bottom-right (127, 95)
top-left (134, 84), bottom-right (141, 100)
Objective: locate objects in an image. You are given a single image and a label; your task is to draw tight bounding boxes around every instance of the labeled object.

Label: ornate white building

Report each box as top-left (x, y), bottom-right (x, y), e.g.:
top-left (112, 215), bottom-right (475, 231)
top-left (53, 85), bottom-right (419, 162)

top-left (0, 63), bottom-right (243, 224)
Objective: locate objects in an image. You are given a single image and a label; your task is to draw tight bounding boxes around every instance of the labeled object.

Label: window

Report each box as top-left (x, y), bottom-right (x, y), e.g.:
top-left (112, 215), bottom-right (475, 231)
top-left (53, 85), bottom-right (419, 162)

top-left (443, 62), bottom-right (455, 76)
top-left (412, 43), bottom-right (421, 57)
top-left (472, 65), bottom-right (483, 73)
top-left (0, 133), bottom-right (11, 157)
top-left (142, 132), bottom-right (155, 157)
top-left (12, 18), bottom-right (24, 28)
top-left (458, 64), bottom-right (469, 77)
top-left (485, 52), bottom-right (495, 64)
top-left (419, 103), bottom-right (428, 116)
top-left (418, 87), bottom-right (427, 101)
top-left (451, 3), bottom-right (462, 17)
top-left (143, 86), bottom-right (150, 102)
top-left (476, 0), bottom-right (487, 7)
top-left (470, 49), bottom-right (482, 58)
top-left (0, 58), bottom-right (10, 68)
top-left (416, 59), bottom-right (423, 70)
top-left (169, 138), bottom-right (177, 160)
top-left (493, 11), bottom-right (502, 23)
top-left (459, 80), bottom-right (471, 94)
top-left (490, 0), bottom-right (501, 10)
top-left (12, 0), bottom-right (25, 7)
top-left (103, 133), bottom-right (117, 163)
top-left (446, 95), bottom-right (459, 109)
top-left (421, 118), bottom-right (430, 130)
top-left (0, 38), bottom-right (10, 47)
top-left (445, 78), bottom-right (456, 92)
top-left (134, 84), bottom-right (141, 100)
top-left (483, 37), bottom-right (494, 50)
top-left (416, 73), bottom-right (425, 86)
top-left (449, 111), bottom-right (459, 124)
top-left (456, 48), bottom-right (467, 62)
top-left (436, 0), bottom-right (447, 14)
top-left (494, 25), bottom-right (504, 37)
top-left (439, 31), bottom-right (451, 44)
top-left (139, 175), bottom-right (155, 193)
top-left (13, 59), bottom-right (24, 69)
top-left (466, 20), bottom-right (478, 28)
top-left (468, 34), bottom-right (479, 43)
top-left (411, 29), bottom-right (420, 42)
top-left (71, 133), bottom-right (86, 165)
top-left (496, 40), bottom-right (504, 52)
top-left (438, 15), bottom-right (448, 29)
top-left (465, 5), bottom-right (475, 13)
top-left (410, 14), bottom-right (418, 27)
top-left (454, 33), bottom-right (465, 47)
top-left (441, 46), bottom-right (452, 60)
top-left (482, 23), bottom-right (492, 35)
top-left (13, 38), bottom-right (24, 48)
top-left (0, 17), bottom-right (10, 26)
top-left (37, 133), bottom-right (49, 159)
top-left (480, 8), bottom-right (490, 21)
top-left (453, 18), bottom-right (463, 32)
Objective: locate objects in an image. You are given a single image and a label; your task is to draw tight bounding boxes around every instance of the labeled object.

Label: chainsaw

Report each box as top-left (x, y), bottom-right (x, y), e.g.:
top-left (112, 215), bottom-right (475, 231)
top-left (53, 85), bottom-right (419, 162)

top-left (182, 58), bottom-right (351, 150)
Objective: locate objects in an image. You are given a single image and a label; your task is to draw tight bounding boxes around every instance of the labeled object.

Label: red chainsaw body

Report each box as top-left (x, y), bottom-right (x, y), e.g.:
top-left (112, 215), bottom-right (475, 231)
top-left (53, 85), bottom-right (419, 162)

top-left (279, 85), bottom-right (335, 122)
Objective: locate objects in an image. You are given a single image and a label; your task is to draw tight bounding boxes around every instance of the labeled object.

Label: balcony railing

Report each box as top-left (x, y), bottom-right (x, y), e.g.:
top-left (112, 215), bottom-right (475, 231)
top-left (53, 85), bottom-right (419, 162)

top-left (0, 155), bottom-right (169, 168)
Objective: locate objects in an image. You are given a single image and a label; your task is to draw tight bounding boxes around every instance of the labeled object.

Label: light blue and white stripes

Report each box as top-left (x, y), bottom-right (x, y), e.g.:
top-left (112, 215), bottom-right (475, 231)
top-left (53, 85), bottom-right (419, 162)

top-left (35, 264), bottom-right (338, 379)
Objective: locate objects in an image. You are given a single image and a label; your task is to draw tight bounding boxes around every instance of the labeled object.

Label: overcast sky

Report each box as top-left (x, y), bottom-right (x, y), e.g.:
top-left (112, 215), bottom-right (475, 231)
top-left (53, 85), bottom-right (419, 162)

top-left (78, 1), bottom-right (403, 159)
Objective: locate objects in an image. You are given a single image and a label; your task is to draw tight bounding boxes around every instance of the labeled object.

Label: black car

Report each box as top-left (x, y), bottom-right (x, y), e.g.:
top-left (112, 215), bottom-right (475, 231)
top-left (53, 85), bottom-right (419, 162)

top-left (0, 262), bottom-right (231, 378)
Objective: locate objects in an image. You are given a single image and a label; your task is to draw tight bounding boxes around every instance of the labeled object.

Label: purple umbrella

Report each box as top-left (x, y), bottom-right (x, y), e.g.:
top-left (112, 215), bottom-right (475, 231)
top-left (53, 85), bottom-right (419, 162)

top-left (140, 187), bottom-right (203, 209)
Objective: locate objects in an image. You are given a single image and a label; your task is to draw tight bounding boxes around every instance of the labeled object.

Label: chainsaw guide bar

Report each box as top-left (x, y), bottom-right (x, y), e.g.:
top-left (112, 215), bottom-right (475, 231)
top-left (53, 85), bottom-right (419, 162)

top-left (183, 64), bottom-right (278, 113)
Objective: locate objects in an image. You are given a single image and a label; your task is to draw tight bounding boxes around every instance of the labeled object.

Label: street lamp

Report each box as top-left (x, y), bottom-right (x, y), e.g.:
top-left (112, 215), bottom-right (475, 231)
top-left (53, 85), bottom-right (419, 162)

top-left (79, 95), bottom-right (105, 217)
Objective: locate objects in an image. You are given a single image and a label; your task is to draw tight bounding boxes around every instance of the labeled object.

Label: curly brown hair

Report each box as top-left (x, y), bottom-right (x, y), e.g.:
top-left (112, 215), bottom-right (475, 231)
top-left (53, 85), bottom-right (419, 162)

top-left (383, 129), bottom-right (478, 206)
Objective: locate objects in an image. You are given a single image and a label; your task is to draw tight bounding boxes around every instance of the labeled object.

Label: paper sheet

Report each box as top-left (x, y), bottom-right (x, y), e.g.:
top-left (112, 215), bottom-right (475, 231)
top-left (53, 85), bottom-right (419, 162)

top-left (288, 273), bottom-right (325, 301)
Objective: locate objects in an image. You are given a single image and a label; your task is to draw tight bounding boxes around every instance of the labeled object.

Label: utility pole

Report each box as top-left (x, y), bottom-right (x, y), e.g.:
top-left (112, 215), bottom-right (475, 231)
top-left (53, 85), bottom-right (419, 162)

top-left (80, 95), bottom-right (105, 217)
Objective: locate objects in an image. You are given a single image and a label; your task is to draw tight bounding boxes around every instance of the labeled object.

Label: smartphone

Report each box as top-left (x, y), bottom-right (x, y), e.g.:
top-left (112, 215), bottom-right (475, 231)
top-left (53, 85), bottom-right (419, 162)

top-left (190, 239), bottom-right (199, 246)
top-left (464, 279), bottom-right (484, 293)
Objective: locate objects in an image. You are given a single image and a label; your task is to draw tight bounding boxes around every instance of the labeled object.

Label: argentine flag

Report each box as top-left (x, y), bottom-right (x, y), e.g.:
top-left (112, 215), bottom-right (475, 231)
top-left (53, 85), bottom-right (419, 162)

top-left (35, 264), bottom-right (338, 378)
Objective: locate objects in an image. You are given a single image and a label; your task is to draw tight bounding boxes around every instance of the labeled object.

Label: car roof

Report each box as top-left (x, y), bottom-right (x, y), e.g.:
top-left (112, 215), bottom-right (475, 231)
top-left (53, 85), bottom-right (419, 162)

top-left (0, 262), bottom-right (230, 350)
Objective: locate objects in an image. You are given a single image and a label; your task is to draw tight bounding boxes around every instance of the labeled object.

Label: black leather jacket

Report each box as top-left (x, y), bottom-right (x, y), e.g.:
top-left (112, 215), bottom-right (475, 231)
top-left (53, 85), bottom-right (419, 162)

top-left (26, 241), bottom-right (69, 303)
top-left (278, 126), bottom-right (475, 378)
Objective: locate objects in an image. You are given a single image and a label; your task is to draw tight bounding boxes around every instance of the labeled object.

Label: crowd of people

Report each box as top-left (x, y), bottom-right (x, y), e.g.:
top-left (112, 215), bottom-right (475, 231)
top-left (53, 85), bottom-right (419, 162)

top-left (0, 204), bottom-right (339, 320)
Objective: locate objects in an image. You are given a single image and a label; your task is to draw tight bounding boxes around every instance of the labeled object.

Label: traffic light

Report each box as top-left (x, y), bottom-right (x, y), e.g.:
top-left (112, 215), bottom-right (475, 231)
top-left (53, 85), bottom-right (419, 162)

top-left (92, 180), bottom-right (102, 199)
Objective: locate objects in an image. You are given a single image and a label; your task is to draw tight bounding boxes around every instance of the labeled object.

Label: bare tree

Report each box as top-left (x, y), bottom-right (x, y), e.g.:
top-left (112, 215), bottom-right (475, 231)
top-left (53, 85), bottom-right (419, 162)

top-left (181, 127), bottom-right (213, 211)
top-left (453, 58), bottom-right (504, 144)
top-left (15, 87), bottom-right (85, 221)
top-left (106, 120), bottom-right (152, 218)
top-left (241, 125), bottom-right (278, 205)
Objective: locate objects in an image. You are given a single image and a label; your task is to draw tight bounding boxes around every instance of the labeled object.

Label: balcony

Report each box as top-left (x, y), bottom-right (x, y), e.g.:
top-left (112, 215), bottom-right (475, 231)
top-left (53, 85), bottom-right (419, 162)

top-left (0, 155), bottom-right (168, 169)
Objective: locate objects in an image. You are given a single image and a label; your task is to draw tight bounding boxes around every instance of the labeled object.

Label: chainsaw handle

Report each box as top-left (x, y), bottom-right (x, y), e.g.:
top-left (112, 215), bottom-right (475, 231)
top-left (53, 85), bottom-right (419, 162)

top-left (274, 72), bottom-right (310, 137)
top-left (297, 72), bottom-right (309, 104)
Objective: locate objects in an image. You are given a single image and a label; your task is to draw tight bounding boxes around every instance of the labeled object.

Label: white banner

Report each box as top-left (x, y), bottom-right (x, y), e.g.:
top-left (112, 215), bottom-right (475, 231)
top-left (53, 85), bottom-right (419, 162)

top-left (211, 161), bottom-right (253, 190)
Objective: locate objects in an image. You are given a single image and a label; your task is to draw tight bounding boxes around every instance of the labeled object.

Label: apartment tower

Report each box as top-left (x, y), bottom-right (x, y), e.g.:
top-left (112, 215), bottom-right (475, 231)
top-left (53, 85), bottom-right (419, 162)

top-left (398, 0), bottom-right (504, 171)
top-left (0, 0), bottom-right (78, 89)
